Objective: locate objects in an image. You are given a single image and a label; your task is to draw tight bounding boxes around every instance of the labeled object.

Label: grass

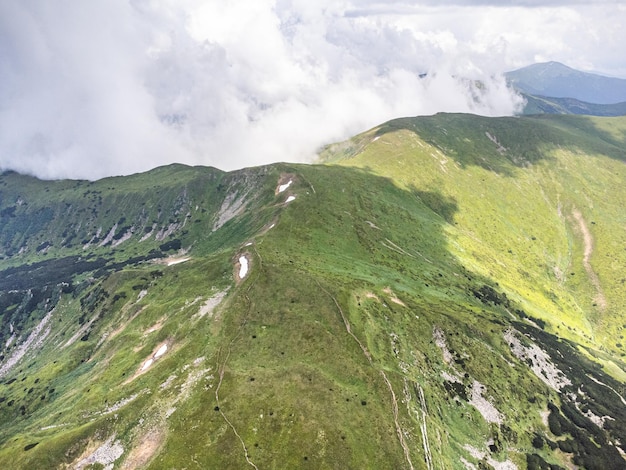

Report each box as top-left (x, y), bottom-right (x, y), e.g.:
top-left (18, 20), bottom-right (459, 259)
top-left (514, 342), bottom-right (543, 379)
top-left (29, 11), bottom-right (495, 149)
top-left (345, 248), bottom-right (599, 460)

top-left (0, 114), bottom-right (625, 468)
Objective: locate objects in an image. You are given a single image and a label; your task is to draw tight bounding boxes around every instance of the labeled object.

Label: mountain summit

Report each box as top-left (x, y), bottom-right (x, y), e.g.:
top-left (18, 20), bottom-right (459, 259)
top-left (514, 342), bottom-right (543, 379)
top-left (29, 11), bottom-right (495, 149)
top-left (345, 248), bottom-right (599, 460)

top-left (506, 61), bottom-right (626, 104)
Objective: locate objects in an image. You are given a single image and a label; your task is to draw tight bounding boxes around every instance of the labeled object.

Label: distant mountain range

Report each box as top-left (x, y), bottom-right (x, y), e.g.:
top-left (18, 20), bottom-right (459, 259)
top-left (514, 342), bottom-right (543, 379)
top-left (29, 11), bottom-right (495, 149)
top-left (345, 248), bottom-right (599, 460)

top-left (521, 94), bottom-right (626, 117)
top-left (506, 62), bottom-right (626, 116)
top-left (506, 61), bottom-right (626, 104)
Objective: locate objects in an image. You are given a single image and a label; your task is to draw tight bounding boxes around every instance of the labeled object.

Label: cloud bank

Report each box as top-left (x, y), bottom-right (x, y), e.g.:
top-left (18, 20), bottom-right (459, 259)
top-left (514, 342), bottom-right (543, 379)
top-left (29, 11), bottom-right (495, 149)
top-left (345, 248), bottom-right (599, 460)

top-left (0, 0), bottom-right (623, 180)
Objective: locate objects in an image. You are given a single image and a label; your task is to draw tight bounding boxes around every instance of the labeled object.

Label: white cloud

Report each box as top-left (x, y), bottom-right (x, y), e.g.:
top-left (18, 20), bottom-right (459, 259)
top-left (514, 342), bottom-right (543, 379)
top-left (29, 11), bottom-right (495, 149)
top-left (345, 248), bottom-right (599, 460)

top-left (0, 0), bottom-right (623, 179)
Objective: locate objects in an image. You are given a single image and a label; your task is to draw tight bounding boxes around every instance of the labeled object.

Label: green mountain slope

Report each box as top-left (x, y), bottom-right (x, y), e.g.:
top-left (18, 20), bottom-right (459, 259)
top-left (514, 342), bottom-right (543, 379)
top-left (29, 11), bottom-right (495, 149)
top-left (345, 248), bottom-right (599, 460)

top-left (1, 114), bottom-right (626, 469)
top-left (520, 94), bottom-right (626, 117)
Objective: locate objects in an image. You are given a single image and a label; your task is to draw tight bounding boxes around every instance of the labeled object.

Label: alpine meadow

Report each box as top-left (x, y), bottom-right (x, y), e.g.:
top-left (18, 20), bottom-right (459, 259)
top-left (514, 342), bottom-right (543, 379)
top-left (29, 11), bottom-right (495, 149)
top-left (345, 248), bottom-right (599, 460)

top-left (1, 112), bottom-right (626, 470)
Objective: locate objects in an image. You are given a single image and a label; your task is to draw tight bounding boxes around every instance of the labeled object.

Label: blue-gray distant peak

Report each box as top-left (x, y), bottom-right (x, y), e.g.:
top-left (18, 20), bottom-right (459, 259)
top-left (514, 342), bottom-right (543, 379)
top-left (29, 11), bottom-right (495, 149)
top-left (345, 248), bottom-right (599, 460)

top-left (506, 62), bottom-right (626, 104)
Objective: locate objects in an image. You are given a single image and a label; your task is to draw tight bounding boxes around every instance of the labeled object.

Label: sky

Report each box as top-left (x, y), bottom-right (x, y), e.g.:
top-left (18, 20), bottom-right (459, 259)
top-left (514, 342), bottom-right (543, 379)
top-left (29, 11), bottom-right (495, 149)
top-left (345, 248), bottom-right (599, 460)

top-left (1, 0), bottom-right (625, 180)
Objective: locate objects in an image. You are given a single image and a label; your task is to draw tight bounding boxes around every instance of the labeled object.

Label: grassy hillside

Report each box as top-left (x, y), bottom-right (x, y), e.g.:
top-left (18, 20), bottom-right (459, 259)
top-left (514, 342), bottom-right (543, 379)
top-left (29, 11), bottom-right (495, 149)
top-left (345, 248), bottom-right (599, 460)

top-left (0, 113), bottom-right (625, 469)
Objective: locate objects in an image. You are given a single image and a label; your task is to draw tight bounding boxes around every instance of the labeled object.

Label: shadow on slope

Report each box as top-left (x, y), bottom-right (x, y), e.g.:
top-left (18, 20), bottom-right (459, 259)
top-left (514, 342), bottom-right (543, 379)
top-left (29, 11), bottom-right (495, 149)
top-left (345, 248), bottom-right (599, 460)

top-left (213, 163), bottom-right (626, 469)
top-left (371, 113), bottom-right (626, 175)
top-left (0, 162), bottom-right (624, 469)
top-left (372, 113), bottom-right (557, 176)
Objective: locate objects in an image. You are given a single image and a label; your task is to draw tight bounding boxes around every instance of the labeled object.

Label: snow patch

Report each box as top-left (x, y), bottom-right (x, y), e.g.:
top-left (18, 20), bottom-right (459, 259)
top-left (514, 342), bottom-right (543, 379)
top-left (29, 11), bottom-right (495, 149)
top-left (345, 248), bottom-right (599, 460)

top-left (154, 344), bottom-right (168, 358)
top-left (285, 195), bottom-right (296, 203)
top-left (239, 255), bottom-right (249, 279)
top-left (167, 257), bottom-right (190, 266)
top-left (278, 180), bottom-right (293, 193)
top-left (138, 342), bottom-right (169, 372)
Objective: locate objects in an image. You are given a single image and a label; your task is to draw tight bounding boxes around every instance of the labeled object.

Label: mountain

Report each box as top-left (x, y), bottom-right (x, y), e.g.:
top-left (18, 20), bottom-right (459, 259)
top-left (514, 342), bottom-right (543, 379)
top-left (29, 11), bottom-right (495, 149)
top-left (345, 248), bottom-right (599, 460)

top-left (520, 94), bottom-right (626, 117)
top-left (1, 113), bottom-right (626, 469)
top-left (506, 61), bottom-right (626, 105)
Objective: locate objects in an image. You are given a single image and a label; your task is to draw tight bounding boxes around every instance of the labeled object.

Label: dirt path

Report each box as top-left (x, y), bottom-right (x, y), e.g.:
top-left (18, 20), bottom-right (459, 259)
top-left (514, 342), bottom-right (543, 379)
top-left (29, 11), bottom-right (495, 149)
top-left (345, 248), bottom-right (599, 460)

top-left (316, 281), bottom-right (415, 470)
top-left (572, 209), bottom-right (607, 310)
top-left (214, 258), bottom-right (259, 470)
top-left (214, 333), bottom-right (258, 469)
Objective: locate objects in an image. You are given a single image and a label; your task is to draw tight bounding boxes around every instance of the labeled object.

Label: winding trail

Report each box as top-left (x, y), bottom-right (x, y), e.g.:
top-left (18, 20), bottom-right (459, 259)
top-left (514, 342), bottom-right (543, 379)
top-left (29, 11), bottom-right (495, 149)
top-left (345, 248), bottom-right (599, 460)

top-left (316, 280), bottom-right (415, 470)
top-left (572, 208), bottom-right (607, 310)
top-left (214, 256), bottom-right (260, 470)
top-left (215, 338), bottom-right (258, 469)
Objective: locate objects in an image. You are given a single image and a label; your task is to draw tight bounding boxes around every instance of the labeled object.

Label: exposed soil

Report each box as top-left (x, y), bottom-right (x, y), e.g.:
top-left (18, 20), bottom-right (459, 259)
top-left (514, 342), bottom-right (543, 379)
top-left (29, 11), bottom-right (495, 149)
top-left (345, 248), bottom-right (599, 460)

top-left (364, 291), bottom-right (380, 301)
top-left (164, 256), bottom-right (191, 266)
top-left (571, 208), bottom-right (607, 310)
top-left (108, 306), bottom-right (148, 342)
top-left (275, 173), bottom-right (296, 195)
top-left (124, 340), bottom-right (172, 384)
top-left (383, 287), bottom-right (406, 306)
top-left (120, 429), bottom-right (165, 470)
top-left (144, 318), bottom-right (165, 335)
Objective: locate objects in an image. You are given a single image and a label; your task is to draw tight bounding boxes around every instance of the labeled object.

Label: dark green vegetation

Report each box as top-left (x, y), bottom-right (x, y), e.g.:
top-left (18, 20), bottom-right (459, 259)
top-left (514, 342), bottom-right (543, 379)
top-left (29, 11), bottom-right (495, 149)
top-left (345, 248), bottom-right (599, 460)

top-left (1, 113), bottom-right (625, 469)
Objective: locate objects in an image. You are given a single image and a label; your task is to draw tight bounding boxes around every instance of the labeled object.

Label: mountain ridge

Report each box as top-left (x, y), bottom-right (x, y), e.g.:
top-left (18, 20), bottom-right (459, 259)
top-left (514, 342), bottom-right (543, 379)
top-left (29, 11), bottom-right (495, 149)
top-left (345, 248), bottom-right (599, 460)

top-left (519, 94), bottom-right (626, 117)
top-left (0, 113), bottom-right (625, 469)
